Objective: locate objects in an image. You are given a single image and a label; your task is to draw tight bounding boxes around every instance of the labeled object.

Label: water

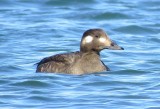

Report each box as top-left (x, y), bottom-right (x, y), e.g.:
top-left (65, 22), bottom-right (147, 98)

top-left (0, 0), bottom-right (160, 109)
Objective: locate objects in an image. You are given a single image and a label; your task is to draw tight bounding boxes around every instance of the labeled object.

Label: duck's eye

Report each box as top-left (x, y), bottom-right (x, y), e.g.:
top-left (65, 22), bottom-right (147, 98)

top-left (95, 35), bottom-right (100, 38)
top-left (111, 42), bottom-right (115, 46)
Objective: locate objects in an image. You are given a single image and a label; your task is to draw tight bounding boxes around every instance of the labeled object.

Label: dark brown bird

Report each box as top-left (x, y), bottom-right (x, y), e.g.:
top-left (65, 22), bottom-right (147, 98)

top-left (36, 29), bottom-right (124, 74)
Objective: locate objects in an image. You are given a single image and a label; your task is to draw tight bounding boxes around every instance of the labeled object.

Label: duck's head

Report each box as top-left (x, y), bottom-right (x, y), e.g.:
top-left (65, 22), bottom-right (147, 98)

top-left (80, 29), bottom-right (124, 53)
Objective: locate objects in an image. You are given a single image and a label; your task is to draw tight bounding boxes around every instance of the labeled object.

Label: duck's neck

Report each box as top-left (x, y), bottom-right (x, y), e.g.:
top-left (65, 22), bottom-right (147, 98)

top-left (80, 48), bottom-right (100, 56)
top-left (80, 50), bottom-right (101, 62)
top-left (81, 50), bottom-right (100, 56)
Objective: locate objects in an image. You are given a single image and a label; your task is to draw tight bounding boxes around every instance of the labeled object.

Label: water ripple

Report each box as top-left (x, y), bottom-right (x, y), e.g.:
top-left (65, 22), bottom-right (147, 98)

top-left (114, 25), bottom-right (157, 34)
top-left (0, 0), bottom-right (160, 109)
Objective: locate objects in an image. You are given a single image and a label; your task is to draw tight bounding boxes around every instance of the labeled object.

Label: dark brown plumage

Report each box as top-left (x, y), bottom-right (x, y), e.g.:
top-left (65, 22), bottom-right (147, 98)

top-left (36, 29), bottom-right (124, 74)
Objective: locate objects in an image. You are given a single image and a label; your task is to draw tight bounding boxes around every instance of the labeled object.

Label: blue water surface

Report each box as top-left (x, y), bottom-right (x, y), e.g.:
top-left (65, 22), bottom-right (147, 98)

top-left (0, 0), bottom-right (160, 109)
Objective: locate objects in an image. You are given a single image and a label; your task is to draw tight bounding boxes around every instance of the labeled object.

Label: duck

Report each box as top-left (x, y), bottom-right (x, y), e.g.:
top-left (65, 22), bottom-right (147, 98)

top-left (36, 29), bottom-right (124, 74)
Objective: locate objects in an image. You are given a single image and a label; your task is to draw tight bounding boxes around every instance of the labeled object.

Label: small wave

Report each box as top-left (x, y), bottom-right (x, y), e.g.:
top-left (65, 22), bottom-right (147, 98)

top-left (26, 95), bottom-right (52, 101)
top-left (146, 107), bottom-right (160, 109)
top-left (11, 80), bottom-right (50, 88)
top-left (45, 0), bottom-right (95, 6)
top-left (109, 69), bottom-right (149, 75)
top-left (0, 0), bottom-right (12, 5)
top-left (113, 25), bottom-right (156, 34)
top-left (0, 79), bottom-right (10, 85)
top-left (0, 65), bottom-right (23, 73)
top-left (93, 12), bottom-right (130, 20)
top-left (150, 37), bottom-right (160, 43)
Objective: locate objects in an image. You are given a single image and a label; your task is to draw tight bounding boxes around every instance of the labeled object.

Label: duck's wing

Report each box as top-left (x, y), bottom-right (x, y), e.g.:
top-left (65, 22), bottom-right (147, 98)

top-left (36, 52), bottom-right (80, 73)
top-left (37, 54), bottom-right (71, 66)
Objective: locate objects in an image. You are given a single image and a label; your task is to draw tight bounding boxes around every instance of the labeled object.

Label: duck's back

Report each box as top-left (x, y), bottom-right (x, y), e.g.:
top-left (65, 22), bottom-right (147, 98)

top-left (36, 51), bottom-right (82, 73)
top-left (36, 51), bottom-right (108, 74)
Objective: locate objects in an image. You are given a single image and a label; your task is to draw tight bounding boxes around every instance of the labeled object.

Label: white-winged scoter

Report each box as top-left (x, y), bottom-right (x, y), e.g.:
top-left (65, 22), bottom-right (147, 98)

top-left (36, 29), bottom-right (124, 74)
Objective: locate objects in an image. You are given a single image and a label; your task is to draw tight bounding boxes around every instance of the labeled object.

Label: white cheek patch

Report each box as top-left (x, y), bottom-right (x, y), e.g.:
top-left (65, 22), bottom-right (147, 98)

top-left (84, 35), bottom-right (93, 43)
top-left (99, 37), bottom-right (107, 43)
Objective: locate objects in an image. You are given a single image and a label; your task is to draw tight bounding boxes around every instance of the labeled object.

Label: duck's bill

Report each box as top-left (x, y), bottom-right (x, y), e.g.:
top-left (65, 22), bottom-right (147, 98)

top-left (106, 45), bottom-right (124, 50)
top-left (105, 41), bottom-right (124, 50)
